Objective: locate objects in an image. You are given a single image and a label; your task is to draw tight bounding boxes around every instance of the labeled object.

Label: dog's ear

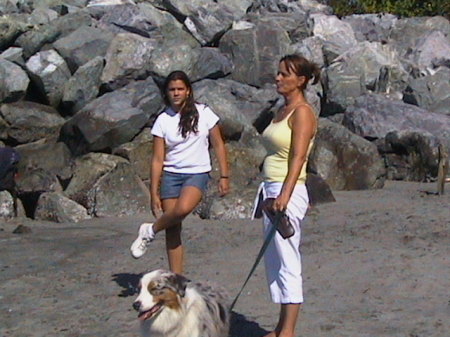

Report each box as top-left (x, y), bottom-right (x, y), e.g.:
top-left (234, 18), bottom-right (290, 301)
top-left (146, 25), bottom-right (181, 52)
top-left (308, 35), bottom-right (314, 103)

top-left (169, 273), bottom-right (190, 297)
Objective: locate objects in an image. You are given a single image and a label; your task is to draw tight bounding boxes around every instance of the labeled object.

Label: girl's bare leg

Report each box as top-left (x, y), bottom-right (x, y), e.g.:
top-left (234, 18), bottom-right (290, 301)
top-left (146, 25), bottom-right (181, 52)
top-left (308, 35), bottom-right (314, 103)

top-left (162, 198), bottom-right (183, 274)
top-left (156, 187), bottom-right (203, 273)
top-left (153, 186), bottom-right (203, 233)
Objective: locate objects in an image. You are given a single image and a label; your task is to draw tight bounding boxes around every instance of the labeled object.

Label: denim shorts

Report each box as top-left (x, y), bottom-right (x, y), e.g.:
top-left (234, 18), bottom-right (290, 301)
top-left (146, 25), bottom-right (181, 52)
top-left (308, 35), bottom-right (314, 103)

top-left (160, 171), bottom-right (210, 199)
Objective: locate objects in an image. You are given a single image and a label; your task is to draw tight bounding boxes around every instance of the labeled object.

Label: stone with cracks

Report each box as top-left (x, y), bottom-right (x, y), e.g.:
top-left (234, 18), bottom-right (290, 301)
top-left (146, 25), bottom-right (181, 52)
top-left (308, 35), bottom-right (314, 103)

top-left (343, 93), bottom-right (450, 151)
top-left (62, 56), bottom-right (104, 115)
top-left (85, 161), bottom-right (150, 217)
top-left (34, 192), bottom-right (91, 223)
top-left (220, 22), bottom-right (291, 87)
top-left (0, 58), bottom-right (30, 103)
top-left (60, 77), bottom-right (162, 155)
top-left (25, 49), bottom-right (71, 108)
top-left (52, 25), bottom-right (114, 73)
top-left (0, 101), bottom-right (65, 144)
top-left (309, 118), bottom-right (386, 190)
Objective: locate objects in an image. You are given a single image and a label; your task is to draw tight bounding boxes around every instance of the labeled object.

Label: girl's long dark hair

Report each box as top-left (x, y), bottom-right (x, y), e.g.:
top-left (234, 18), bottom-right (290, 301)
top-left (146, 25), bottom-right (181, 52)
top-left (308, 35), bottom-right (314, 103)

top-left (163, 71), bottom-right (198, 138)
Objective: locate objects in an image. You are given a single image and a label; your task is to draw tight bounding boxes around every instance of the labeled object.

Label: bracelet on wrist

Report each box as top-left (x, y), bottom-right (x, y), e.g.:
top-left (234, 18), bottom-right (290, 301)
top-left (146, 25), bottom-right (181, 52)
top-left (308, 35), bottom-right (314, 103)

top-left (220, 176), bottom-right (229, 179)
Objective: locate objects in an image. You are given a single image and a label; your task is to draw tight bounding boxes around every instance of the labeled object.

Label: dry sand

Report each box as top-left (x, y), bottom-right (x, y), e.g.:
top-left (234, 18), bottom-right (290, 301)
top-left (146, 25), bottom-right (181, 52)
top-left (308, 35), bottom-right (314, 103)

top-left (0, 181), bottom-right (449, 337)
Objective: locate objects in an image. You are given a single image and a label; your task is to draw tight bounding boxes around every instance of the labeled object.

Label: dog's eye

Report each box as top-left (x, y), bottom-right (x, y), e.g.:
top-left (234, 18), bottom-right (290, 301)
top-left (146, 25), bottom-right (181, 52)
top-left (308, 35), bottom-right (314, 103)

top-left (149, 284), bottom-right (167, 295)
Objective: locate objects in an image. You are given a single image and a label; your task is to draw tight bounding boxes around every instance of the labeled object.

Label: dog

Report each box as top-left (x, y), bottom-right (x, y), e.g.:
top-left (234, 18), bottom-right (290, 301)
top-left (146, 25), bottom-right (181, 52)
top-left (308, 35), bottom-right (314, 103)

top-left (133, 269), bottom-right (230, 337)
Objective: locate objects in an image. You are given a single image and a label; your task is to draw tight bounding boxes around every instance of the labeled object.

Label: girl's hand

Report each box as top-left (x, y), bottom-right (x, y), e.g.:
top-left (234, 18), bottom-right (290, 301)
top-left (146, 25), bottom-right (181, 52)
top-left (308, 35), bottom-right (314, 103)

top-left (218, 177), bottom-right (230, 196)
top-left (151, 196), bottom-right (163, 218)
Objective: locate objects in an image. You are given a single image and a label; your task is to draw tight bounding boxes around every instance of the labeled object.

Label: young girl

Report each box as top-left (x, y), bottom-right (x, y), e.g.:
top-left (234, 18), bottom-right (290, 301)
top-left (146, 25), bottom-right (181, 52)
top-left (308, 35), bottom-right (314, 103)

top-left (130, 71), bottom-right (230, 274)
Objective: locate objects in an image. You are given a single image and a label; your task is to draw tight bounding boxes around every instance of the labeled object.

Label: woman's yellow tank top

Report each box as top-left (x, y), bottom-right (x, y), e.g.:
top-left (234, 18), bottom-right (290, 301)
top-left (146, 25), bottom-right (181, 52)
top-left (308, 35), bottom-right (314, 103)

top-left (262, 107), bottom-right (315, 184)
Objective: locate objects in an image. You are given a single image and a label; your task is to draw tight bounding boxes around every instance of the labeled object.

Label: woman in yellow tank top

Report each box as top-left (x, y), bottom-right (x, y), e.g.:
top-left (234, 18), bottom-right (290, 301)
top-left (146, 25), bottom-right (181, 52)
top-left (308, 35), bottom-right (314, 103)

top-left (256, 54), bottom-right (320, 337)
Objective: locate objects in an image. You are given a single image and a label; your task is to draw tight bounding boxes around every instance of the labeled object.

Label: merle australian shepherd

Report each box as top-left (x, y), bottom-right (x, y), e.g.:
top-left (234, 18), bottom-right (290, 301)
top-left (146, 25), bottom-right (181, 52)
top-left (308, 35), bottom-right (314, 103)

top-left (133, 269), bottom-right (230, 337)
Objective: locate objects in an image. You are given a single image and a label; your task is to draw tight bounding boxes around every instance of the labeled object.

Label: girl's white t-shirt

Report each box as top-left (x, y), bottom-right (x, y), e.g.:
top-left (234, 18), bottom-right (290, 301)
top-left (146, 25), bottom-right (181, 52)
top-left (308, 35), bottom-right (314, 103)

top-left (151, 103), bottom-right (220, 174)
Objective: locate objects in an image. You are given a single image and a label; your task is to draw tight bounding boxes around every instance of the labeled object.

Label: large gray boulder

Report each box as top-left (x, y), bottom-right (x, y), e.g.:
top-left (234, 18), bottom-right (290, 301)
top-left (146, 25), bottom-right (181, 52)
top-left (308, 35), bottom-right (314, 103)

top-left (411, 30), bottom-right (450, 73)
top-left (0, 47), bottom-right (25, 66)
top-left (220, 22), bottom-right (291, 87)
top-left (15, 23), bottom-right (60, 59)
top-left (403, 67), bottom-right (450, 116)
top-left (137, 2), bottom-right (184, 28)
top-left (389, 16), bottom-right (450, 59)
top-left (16, 140), bottom-right (73, 181)
top-left (381, 130), bottom-right (442, 181)
top-left (52, 25), bottom-right (114, 72)
top-left (147, 23), bottom-right (200, 78)
top-left (62, 56), bottom-right (104, 115)
top-left (0, 58), bottom-right (30, 103)
top-left (112, 127), bottom-right (153, 181)
top-left (27, 7), bottom-right (58, 25)
top-left (343, 94), bottom-right (450, 150)
top-left (191, 47), bottom-right (233, 81)
top-left (25, 49), bottom-right (71, 108)
top-left (193, 78), bottom-right (275, 140)
top-left (97, 3), bottom-right (157, 37)
top-left (60, 77), bottom-right (163, 155)
top-left (305, 173), bottom-right (336, 206)
top-left (309, 118), bottom-right (386, 190)
top-left (184, 0), bottom-right (252, 45)
top-left (101, 33), bottom-right (158, 90)
top-left (86, 0), bottom-right (137, 17)
top-left (249, 0), bottom-right (332, 15)
top-left (85, 161), bottom-right (150, 217)
top-left (309, 13), bottom-right (358, 64)
top-left (34, 192), bottom-right (91, 223)
top-left (0, 101), bottom-right (65, 144)
top-left (15, 168), bottom-right (63, 201)
top-left (62, 152), bottom-right (150, 217)
top-left (246, 12), bottom-right (310, 44)
top-left (0, 191), bottom-right (25, 220)
top-left (52, 10), bottom-right (94, 37)
top-left (0, 15), bottom-right (29, 50)
top-left (323, 41), bottom-right (408, 114)
top-left (64, 153), bottom-right (128, 208)
top-left (289, 36), bottom-right (326, 69)
top-left (197, 141), bottom-right (263, 220)
top-left (342, 13), bottom-right (397, 43)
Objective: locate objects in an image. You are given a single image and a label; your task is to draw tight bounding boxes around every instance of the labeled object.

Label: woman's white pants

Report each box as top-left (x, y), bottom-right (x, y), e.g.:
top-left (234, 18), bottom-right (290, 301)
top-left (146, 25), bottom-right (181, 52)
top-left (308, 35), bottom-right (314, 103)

top-left (253, 182), bottom-right (309, 304)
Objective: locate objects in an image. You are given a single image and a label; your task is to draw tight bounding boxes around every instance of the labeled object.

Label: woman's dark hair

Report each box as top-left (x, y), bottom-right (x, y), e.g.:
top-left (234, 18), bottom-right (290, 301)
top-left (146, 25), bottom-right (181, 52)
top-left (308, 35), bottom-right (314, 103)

top-left (280, 54), bottom-right (321, 91)
top-left (163, 70), bottom-right (198, 138)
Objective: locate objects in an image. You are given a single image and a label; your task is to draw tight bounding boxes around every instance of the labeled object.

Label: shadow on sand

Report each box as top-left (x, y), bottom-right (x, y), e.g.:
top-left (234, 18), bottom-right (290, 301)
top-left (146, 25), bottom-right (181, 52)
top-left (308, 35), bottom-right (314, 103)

top-left (112, 273), bottom-right (269, 337)
top-left (112, 272), bottom-right (142, 297)
top-left (229, 311), bottom-right (269, 337)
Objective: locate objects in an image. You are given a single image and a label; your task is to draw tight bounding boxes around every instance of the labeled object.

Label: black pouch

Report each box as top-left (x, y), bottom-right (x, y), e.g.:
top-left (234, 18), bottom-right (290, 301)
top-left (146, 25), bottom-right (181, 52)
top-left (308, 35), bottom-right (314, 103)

top-left (262, 198), bottom-right (295, 239)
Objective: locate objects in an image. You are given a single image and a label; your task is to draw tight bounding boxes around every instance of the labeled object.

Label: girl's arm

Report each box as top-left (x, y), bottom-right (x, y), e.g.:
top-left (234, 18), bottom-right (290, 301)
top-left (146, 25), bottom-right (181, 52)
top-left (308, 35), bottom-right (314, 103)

top-left (209, 125), bottom-right (230, 196)
top-left (272, 105), bottom-right (316, 212)
top-left (150, 136), bottom-right (165, 217)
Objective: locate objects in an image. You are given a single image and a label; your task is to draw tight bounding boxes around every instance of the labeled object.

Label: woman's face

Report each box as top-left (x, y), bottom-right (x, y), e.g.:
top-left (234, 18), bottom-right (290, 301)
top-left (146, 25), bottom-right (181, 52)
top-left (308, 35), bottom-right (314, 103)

top-left (275, 61), bottom-right (305, 96)
top-left (166, 79), bottom-right (190, 110)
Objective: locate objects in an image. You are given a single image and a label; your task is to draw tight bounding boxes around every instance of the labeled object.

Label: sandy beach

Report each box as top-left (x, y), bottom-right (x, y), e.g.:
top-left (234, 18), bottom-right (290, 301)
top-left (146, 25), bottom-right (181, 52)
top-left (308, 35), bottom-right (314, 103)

top-left (1, 181), bottom-right (449, 337)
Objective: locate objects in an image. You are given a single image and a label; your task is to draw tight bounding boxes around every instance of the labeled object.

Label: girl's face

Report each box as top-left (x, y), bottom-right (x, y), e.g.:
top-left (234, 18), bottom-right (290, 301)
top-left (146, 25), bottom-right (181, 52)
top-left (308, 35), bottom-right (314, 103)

top-left (166, 79), bottom-right (190, 111)
top-left (275, 61), bottom-right (305, 96)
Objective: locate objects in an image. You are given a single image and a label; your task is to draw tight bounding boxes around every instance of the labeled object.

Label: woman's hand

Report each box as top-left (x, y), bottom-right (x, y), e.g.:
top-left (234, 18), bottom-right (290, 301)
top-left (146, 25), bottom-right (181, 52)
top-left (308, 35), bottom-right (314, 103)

top-left (151, 195), bottom-right (163, 218)
top-left (218, 177), bottom-right (230, 196)
top-left (272, 193), bottom-right (290, 213)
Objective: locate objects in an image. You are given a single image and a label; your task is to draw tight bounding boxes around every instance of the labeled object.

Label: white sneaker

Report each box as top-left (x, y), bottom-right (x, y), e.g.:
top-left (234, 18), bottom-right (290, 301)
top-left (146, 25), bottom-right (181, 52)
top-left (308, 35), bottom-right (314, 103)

top-left (130, 223), bottom-right (155, 259)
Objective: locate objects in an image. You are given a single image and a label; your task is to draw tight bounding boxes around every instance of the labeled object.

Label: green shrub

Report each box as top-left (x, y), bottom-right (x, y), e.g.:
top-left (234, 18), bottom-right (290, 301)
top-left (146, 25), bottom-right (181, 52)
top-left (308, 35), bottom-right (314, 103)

top-left (328, 0), bottom-right (450, 18)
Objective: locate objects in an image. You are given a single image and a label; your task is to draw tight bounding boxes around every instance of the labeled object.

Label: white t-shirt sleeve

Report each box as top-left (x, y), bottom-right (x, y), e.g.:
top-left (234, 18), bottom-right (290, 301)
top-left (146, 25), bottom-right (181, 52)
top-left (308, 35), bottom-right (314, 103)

top-left (151, 114), bottom-right (165, 138)
top-left (202, 105), bottom-right (220, 130)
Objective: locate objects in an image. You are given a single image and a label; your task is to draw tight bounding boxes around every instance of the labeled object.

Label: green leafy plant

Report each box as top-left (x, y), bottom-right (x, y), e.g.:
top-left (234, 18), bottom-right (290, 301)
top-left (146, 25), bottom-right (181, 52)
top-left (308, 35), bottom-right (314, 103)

top-left (328, 0), bottom-right (450, 18)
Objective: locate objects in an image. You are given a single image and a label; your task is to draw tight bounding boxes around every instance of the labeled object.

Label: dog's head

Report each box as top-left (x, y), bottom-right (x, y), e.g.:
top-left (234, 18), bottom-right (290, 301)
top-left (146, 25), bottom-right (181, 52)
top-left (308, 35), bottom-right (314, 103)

top-left (132, 269), bottom-right (190, 321)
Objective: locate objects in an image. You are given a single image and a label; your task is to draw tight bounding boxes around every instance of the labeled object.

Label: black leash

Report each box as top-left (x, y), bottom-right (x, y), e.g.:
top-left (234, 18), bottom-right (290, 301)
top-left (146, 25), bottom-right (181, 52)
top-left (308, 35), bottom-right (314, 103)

top-left (230, 212), bottom-right (283, 311)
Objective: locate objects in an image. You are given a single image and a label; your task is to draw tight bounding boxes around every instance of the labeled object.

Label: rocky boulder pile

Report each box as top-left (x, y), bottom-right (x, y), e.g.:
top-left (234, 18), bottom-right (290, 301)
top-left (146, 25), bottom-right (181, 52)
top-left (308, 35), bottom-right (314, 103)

top-left (0, 0), bottom-right (449, 222)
